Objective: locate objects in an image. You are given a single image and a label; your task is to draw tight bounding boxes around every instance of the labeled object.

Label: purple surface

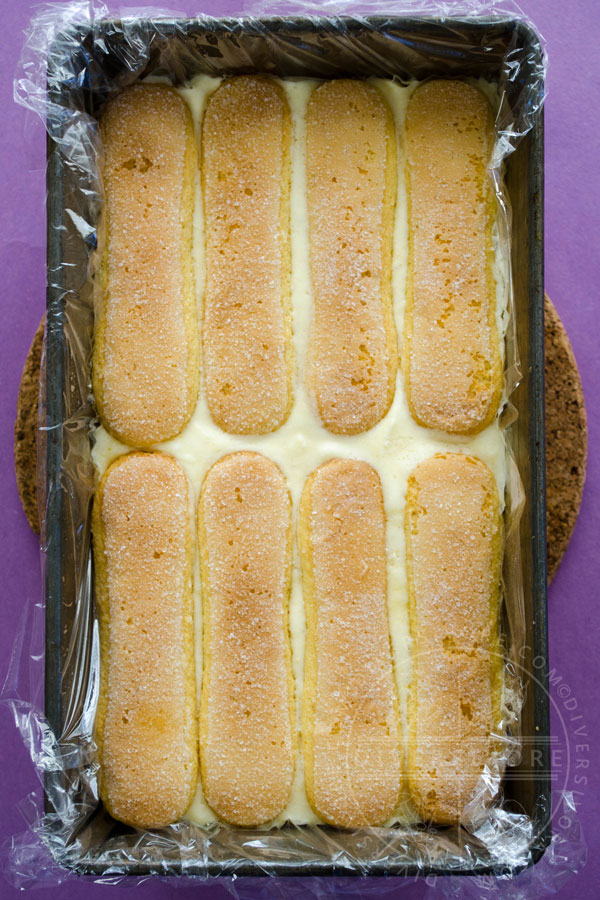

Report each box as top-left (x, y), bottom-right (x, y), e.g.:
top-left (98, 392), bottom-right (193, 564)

top-left (1, 0), bottom-right (598, 897)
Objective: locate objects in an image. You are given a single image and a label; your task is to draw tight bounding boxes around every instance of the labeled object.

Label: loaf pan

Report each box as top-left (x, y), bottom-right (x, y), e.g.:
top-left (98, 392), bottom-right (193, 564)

top-left (43, 13), bottom-right (548, 878)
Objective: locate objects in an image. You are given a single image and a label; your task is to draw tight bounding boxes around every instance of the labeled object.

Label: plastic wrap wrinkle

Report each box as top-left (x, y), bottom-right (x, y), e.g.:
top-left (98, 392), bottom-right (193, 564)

top-left (3, 0), bottom-right (581, 893)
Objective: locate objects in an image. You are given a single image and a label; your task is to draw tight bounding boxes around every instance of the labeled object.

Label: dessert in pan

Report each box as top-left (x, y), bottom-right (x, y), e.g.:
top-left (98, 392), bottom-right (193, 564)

top-left (92, 73), bottom-right (505, 830)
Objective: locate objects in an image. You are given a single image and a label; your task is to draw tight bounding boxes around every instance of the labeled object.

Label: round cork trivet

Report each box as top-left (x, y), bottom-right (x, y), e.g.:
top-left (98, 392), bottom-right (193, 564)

top-left (14, 298), bottom-right (588, 578)
top-left (14, 318), bottom-right (45, 534)
top-left (544, 293), bottom-right (587, 581)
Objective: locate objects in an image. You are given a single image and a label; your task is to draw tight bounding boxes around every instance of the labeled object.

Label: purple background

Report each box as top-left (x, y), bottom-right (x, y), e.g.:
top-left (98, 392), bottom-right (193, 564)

top-left (1, 0), bottom-right (598, 897)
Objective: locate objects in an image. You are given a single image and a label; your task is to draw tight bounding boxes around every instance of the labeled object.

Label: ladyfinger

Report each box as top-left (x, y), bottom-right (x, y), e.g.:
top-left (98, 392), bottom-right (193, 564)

top-left (404, 80), bottom-right (502, 434)
top-left (92, 452), bottom-right (197, 829)
top-left (306, 80), bottom-right (397, 435)
top-left (93, 85), bottom-right (199, 448)
top-left (404, 453), bottom-right (503, 824)
top-left (201, 77), bottom-right (293, 434)
top-left (198, 452), bottom-right (295, 825)
top-left (299, 459), bottom-right (402, 827)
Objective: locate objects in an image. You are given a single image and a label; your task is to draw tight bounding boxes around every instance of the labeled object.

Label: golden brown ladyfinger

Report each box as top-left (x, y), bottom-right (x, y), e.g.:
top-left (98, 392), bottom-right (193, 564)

top-left (201, 77), bottom-right (293, 435)
top-left (404, 80), bottom-right (502, 434)
top-left (198, 452), bottom-right (295, 825)
top-left (405, 453), bottom-right (503, 824)
top-left (93, 85), bottom-right (199, 448)
top-left (306, 80), bottom-right (398, 435)
top-left (299, 459), bottom-right (402, 827)
top-left (92, 451), bottom-right (198, 829)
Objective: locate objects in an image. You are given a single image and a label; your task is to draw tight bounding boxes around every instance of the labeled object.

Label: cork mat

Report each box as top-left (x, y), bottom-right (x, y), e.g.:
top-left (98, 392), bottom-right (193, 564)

top-left (14, 295), bottom-right (587, 581)
top-left (14, 317), bottom-right (44, 536)
top-left (544, 294), bottom-right (587, 580)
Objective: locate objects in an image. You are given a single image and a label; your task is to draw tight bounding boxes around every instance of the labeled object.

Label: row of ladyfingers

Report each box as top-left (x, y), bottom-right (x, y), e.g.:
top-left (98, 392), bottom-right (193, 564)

top-left (93, 449), bottom-right (502, 831)
top-left (94, 75), bottom-right (502, 447)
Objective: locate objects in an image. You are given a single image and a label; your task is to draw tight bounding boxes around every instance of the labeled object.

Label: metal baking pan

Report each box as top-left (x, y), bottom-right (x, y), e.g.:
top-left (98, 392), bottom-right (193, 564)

top-left (44, 14), bottom-right (548, 878)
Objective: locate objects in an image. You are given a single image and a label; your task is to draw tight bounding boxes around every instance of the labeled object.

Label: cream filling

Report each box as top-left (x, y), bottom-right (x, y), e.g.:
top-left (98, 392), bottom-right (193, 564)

top-left (91, 75), bottom-right (509, 828)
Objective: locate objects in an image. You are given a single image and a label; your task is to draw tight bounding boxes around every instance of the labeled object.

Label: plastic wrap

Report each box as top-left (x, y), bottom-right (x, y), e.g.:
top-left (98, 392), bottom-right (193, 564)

top-left (2, 0), bottom-right (585, 894)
